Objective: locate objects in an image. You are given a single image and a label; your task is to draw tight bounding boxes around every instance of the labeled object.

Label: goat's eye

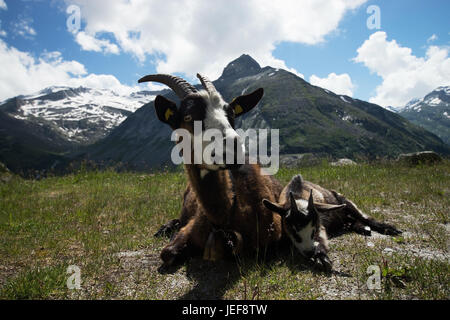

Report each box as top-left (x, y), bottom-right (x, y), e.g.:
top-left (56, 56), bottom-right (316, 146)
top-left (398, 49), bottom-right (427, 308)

top-left (184, 115), bottom-right (192, 122)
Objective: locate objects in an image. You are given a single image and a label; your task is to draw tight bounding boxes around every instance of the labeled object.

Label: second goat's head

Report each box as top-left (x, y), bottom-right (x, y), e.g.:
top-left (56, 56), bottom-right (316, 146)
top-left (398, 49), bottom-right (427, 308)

top-left (263, 191), bottom-right (344, 258)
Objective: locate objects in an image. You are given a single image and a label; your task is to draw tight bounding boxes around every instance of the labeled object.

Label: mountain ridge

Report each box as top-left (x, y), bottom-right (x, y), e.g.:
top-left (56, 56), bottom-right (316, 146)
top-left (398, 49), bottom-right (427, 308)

top-left (1, 54), bottom-right (448, 173)
top-left (81, 54), bottom-right (449, 170)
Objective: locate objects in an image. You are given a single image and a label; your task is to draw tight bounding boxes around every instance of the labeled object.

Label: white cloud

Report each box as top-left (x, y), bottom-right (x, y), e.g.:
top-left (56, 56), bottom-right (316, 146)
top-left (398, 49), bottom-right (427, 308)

top-left (427, 34), bottom-right (438, 43)
top-left (354, 31), bottom-right (450, 107)
top-left (12, 16), bottom-right (37, 38)
top-left (75, 31), bottom-right (120, 55)
top-left (0, 40), bottom-right (141, 101)
top-left (309, 72), bottom-right (355, 96)
top-left (0, 0), bottom-right (7, 10)
top-left (65, 0), bottom-right (366, 80)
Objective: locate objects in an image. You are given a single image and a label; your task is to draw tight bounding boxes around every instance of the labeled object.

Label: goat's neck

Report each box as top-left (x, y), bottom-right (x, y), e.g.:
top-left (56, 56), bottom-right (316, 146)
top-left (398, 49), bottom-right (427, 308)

top-left (184, 164), bottom-right (234, 226)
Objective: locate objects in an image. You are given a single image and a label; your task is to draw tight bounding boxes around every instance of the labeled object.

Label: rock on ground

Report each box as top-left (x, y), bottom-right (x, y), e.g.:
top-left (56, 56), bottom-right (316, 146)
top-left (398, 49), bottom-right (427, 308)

top-left (396, 151), bottom-right (442, 165)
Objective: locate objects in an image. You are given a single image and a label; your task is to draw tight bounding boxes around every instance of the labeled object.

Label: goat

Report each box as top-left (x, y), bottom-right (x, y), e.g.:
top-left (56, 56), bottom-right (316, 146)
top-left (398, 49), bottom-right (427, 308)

top-left (139, 73), bottom-right (284, 267)
top-left (263, 174), bottom-right (402, 271)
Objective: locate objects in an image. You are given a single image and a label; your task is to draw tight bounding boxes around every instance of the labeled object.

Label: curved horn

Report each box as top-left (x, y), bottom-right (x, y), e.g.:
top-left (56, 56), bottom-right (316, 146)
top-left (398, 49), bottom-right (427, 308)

top-left (138, 74), bottom-right (197, 99)
top-left (196, 73), bottom-right (217, 95)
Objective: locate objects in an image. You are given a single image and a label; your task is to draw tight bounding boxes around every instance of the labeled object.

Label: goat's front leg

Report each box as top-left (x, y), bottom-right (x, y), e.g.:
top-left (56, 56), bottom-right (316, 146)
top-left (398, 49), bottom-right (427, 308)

top-left (311, 243), bottom-right (332, 273)
top-left (154, 218), bottom-right (181, 238)
top-left (160, 214), bottom-right (210, 267)
top-left (155, 187), bottom-right (197, 238)
top-left (311, 226), bottom-right (332, 272)
top-left (331, 190), bottom-right (402, 236)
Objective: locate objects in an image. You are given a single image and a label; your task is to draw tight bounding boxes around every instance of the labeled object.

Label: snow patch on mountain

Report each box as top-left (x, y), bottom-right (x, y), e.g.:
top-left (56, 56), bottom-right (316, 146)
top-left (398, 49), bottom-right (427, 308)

top-left (3, 86), bottom-right (156, 144)
top-left (340, 96), bottom-right (351, 103)
top-left (403, 86), bottom-right (449, 112)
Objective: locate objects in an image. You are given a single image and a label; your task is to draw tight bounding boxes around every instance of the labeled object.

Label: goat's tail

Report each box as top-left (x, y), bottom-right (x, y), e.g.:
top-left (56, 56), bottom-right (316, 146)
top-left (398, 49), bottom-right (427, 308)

top-left (285, 174), bottom-right (304, 198)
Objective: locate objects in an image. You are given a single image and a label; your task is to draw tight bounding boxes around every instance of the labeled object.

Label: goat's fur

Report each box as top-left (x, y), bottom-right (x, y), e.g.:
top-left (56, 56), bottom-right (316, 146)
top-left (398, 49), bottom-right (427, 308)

top-left (159, 163), bottom-right (284, 266)
top-left (263, 174), bottom-right (402, 271)
top-left (143, 73), bottom-right (284, 267)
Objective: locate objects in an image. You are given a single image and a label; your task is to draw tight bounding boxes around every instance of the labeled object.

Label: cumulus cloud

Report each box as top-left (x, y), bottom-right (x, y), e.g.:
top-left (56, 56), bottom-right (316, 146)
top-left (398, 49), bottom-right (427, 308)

top-left (0, 0), bottom-right (7, 10)
top-left (0, 40), bottom-right (140, 101)
top-left (309, 72), bottom-right (355, 96)
top-left (65, 0), bottom-right (366, 80)
top-left (354, 31), bottom-right (450, 107)
top-left (75, 31), bottom-right (120, 55)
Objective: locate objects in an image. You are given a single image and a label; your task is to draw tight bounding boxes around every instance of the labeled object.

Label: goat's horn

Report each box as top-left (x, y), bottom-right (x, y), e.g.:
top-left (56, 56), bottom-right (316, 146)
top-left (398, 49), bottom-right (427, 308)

top-left (138, 74), bottom-right (197, 99)
top-left (196, 73), bottom-right (217, 94)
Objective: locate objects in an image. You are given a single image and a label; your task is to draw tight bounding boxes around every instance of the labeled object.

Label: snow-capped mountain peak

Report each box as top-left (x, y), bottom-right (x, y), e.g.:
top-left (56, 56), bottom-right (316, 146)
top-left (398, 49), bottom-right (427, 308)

top-left (1, 86), bottom-right (160, 144)
top-left (399, 85), bottom-right (450, 145)
top-left (403, 85), bottom-right (450, 112)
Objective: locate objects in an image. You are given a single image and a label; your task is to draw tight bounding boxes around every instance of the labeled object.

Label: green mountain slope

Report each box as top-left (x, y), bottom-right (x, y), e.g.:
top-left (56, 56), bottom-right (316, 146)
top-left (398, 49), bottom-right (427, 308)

top-left (0, 108), bottom-right (71, 173)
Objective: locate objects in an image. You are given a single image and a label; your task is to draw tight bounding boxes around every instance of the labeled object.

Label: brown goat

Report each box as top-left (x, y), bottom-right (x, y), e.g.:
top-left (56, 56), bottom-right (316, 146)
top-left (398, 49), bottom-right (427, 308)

top-left (140, 73), bottom-right (284, 267)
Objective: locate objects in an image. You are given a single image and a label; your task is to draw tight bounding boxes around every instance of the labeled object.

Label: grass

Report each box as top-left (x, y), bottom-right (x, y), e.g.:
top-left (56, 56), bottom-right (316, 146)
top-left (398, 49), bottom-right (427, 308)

top-left (0, 161), bottom-right (449, 299)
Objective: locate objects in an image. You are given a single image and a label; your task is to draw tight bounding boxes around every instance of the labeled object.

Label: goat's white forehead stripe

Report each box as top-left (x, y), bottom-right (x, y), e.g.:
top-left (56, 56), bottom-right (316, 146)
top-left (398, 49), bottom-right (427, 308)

top-left (295, 199), bottom-right (308, 210)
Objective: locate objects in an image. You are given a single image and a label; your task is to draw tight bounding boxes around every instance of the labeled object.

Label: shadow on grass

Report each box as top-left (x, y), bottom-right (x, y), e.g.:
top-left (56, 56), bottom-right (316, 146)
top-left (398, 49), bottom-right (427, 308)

top-left (157, 243), bottom-right (351, 300)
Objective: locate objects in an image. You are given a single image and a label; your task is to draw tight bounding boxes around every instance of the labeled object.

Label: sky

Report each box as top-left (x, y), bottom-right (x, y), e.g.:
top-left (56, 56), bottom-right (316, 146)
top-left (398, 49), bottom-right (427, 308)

top-left (0, 0), bottom-right (449, 108)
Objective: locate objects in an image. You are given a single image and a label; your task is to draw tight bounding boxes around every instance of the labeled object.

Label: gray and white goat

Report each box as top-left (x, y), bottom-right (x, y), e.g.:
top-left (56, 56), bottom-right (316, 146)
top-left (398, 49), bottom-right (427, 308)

top-left (263, 174), bottom-right (402, 271)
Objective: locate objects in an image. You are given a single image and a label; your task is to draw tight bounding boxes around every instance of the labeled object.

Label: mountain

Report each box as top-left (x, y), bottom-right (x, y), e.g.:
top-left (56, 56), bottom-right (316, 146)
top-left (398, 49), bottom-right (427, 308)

top-left (0, 86), bottom-right (160, 145)
top-left (399, 86), bottom-right (450, 145)
top-left (0, 109), bottom-right (70, 173)
top-left (0, 86), bottom-right (167, 173)
top-left (82, 54), bottom-right (449, 170)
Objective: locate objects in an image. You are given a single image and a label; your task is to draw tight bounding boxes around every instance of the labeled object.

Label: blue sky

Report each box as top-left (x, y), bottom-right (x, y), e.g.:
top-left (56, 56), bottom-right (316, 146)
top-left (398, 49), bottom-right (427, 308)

top-left (0, 0), bottom-right (449, 107)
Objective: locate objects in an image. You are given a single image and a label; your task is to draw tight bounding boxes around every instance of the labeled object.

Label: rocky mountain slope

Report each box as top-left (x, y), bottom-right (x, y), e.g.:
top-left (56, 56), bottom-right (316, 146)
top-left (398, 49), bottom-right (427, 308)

top-left (0, 86), bottom-right (160, 145)
top-left (399, 86), bottom-right (450, 145)
top-left (0, 86), bottom-right (161, 173)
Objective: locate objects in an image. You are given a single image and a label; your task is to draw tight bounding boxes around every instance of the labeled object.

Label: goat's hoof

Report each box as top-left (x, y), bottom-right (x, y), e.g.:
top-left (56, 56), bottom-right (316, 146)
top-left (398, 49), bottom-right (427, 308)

top-left (383, 225), bottom-right (402, 236)
top-left (361, 225), bottom-right (372, 236)
top-left (154, 219), bottom-right (181, 238)
top-left (160, 247), bottom-right (177, 266)
top-left (160, 244), bottom-right (186, 267)
top-left (312, 248), bottom-right (333, 273)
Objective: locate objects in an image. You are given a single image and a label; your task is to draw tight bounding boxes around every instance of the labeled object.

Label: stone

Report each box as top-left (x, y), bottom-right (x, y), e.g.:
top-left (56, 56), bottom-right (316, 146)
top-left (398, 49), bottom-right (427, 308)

top-left (396, 151), bottom-right (442, 165)
top-left (330, 158), bottom-right (357, 166)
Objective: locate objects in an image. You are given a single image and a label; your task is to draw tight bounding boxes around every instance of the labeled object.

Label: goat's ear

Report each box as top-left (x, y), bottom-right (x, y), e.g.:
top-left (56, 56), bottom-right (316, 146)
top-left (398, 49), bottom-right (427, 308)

top-left (230, 88), bottom-right (264, 117)
top-left (262, 199), bottom-right (288, 217)
top-left (154, 95), bottom-right (179, 129)
top-left (314, 203), bottom-right (346, 212)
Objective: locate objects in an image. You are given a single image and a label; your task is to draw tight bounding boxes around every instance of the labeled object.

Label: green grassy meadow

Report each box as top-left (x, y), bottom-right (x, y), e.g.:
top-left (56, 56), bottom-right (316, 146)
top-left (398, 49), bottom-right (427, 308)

top-left (0, 161), bottom-right (448, 299)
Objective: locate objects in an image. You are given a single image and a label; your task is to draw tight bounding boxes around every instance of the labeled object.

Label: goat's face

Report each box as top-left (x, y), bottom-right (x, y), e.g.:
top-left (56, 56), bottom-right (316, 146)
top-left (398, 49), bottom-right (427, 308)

top-left (263, 191), bottom-right (344, 258)
top-left (139, 74), bottom-right (263, 172)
